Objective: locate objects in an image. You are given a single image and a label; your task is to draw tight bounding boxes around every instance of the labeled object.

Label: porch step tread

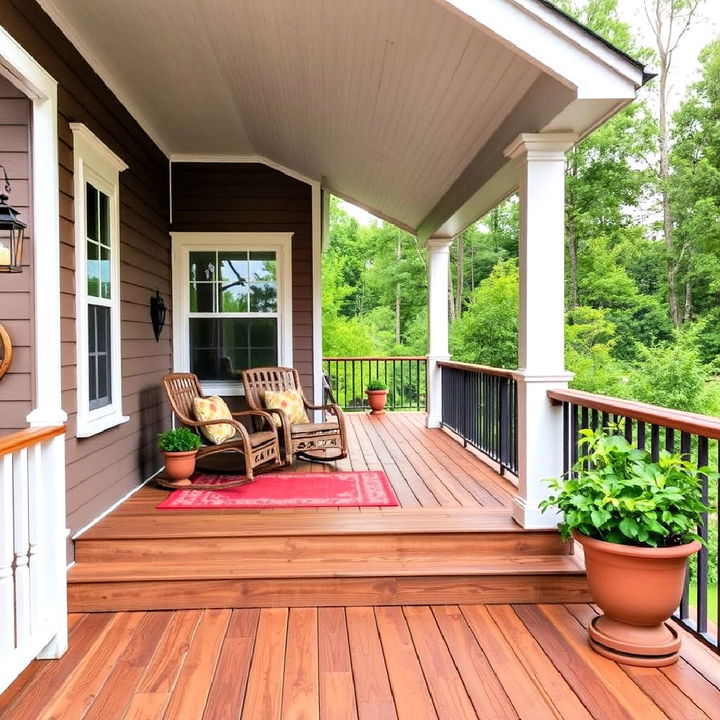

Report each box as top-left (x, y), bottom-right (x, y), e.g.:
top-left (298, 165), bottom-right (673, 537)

top-left (78, 508), bottom-right (534, 540)
top-left (68, 554), bottom-right (585, 582)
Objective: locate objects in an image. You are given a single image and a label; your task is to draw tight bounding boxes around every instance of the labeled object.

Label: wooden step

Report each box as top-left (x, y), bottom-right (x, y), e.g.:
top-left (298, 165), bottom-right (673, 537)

top-left (69, 554), bottom-right (585, 583)
top-left (68, 572), bottom-right (590, 612)
top-left (73, 529), bottom-right (571, 564)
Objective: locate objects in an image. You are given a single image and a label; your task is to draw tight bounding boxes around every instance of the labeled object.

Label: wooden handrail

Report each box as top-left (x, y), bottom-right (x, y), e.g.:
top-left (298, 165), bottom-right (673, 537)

top-left (0, 425), bottom-right (65, 457)
top-left (436, 360), bottom-right (516, 379)
top-left (547, 388), bottom-right (720, 441)
top-left (323, 356), bottom-right (427, 362)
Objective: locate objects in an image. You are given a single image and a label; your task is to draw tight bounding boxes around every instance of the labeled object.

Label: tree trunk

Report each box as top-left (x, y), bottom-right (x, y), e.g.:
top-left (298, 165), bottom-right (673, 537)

top-left (567, 149), bottom-right (578, 310)
top-left (448, 264), bottom-right (456, 322)
top-left (395, 236), bottom-right (401, 345)
top-left (455, 234), bottom-right (464, 316)
top-left (683, 278), bottom-right (692, 323)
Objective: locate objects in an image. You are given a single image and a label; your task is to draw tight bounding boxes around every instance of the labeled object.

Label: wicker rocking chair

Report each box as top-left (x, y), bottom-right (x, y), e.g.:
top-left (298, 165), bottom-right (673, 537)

top-left (161, 372), bottom-right (282, 489)
top-left (242, 366), bottom-right (348, 463)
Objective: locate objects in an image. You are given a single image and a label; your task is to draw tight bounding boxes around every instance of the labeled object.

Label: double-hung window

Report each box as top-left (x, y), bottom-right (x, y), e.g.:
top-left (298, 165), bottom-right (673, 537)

top-left (172, 233), bottom-right (293, 395)
top-left (71, 124), bottom-right (128, 436)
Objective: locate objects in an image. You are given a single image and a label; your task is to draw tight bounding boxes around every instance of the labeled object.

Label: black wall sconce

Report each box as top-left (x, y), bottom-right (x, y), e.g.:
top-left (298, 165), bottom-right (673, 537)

top-left (150, 290), bottom-right (166, 342)
top-left (0, 164), bottom-right (26, 273)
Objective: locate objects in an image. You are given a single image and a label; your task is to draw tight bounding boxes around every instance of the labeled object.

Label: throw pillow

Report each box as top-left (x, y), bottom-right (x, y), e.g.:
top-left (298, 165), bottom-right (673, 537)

top-left (192, 395), bottom-right (236, 444)
top-left (264, 389), bottom-right (309, 426)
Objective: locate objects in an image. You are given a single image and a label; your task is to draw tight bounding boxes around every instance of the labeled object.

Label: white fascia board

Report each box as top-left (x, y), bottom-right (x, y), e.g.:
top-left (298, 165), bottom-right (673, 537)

top-left (439, 0), bottom-right (643, 99)
top-left (170, 154), bottom-right (320, 190)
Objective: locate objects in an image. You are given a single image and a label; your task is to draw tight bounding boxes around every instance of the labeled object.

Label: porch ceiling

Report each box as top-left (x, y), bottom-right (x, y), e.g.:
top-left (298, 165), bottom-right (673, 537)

top-left (37, 0), bottom-right (646, 238)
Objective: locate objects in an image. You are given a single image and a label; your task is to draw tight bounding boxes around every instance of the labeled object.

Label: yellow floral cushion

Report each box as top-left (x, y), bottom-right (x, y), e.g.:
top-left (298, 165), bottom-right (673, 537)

top-left (192, 395), bottom-right (236, 445)
top-left (264, 389), bottom-right (309, 426)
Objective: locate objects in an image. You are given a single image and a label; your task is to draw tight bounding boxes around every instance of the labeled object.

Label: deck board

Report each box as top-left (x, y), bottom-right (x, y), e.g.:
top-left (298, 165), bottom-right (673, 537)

top-left (3, 604), bottom-right (717, 719)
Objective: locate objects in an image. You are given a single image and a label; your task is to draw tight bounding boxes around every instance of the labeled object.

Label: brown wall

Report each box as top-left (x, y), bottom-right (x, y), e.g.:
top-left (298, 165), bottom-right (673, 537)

top-left (0, 1), bottom-right (172, 541)
top-left (0, 75), bottom-right (33, 432)
top-left (171, 163), bottom-right (315, 396)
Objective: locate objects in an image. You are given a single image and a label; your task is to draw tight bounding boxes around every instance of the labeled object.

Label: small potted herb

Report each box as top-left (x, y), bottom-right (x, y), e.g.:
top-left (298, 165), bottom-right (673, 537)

top-left (365, 379), bottom-right (389, 414)
top-left (158, 427), bottom-right (202, 487)
top-left (540, 426), bottom-right (711, 667)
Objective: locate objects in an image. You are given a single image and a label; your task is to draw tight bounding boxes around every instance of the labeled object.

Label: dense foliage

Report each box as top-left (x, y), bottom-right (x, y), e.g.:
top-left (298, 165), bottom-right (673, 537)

top-left (157, 427), bottom-right (202, 453)
top-left (540, 428), bottom-right (711, 547)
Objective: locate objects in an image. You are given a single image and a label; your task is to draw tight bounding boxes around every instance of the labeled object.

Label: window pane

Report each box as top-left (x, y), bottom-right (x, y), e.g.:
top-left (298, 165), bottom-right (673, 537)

top-left (189, 318), bottom-right (278, 380)
top-left (220, 283), bottom-right (248, 313)
top-left (190, 282), bottom-right (214, 313)
top-left (98, 191), bottom-right (110, 247)
top-left (219, 252), bottom-right (248, 283)
top-left (87, 254), bottom-right (100, 298)
top-left (249, 252), bottom-right (276, 282)
top-left (100, 246), bottom-right (111, 299)
top-left (86, 184), bottom-right (98, 241)
top-left (189, 252), bottom-right (216, 282)
top-left (88, 305), bottom-right (112, 409)
top-left (249, 282), bottom-right (277, 312)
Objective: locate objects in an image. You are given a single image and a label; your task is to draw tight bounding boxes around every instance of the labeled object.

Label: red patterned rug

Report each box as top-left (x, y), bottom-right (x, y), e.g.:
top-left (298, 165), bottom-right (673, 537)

top-left (156, 470), bottom-right (399, 510)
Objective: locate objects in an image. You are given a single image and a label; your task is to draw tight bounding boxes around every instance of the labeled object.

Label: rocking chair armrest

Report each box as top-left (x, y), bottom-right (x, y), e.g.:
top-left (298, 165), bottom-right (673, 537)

top-left (304, 402), bottom-right (343, 417)
top-left (231, 409), bottom-right (278, 428)
top-left (186, 417), bottom-right (251, 442)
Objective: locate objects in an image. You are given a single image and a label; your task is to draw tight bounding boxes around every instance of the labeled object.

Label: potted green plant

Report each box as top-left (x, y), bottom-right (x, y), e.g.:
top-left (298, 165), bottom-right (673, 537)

top-left (540, 426), bottom-right (711, 667)
top-left (365, 379), bottom-right (389, 414)
top-left (158, 427), bottom-right (202, 488)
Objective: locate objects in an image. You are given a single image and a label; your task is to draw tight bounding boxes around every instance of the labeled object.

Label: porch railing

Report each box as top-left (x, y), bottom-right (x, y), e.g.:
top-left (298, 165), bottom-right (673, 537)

top-left (438, 361), bottom-right (518, 477)
top-left (322, 357), bottom-right (427, 412)
top-left (0, 425), bottom-right (68, 693)
top-left (548, 388), bottom-right (720, 655)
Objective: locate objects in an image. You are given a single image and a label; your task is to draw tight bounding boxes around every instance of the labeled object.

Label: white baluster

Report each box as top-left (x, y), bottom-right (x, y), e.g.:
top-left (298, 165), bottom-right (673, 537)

top-left (0, 453), bottom-right (15, 654)
top-left (13, 449), bottom-right (31, 646)
top-left (27, 442), bottom-right (43, 634)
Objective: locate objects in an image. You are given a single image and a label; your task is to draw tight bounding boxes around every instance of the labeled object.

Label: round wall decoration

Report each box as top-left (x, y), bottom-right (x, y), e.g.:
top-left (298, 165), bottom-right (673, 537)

top-left (0, 323), bottom-right (12, 379)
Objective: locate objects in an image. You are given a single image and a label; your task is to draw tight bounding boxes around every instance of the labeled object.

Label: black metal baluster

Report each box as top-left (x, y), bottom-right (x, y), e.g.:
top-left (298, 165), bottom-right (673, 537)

top-left (651, 424), bottom-right (660, 461)
top-left (637, 422), bottom-right (646, 451)
top-left (679, 431), bottom-right (693, 620)
top-left (696, 436), bottom-right (709, 636)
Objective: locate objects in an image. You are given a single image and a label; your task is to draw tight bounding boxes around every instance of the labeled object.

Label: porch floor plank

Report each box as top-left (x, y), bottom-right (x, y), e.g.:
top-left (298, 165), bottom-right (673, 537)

top-left (5, 603), bottom-right (716, 719)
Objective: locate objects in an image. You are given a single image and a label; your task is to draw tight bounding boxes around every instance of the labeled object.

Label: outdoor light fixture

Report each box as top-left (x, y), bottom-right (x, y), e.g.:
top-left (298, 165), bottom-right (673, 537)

top-left (150, 290), bottom-right (166, 342)
top-left (0, 164), bottom-right (26, 273)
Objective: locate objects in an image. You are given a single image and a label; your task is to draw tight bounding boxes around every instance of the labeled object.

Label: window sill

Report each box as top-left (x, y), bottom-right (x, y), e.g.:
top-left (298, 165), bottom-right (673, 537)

top-left (200, 381), bottom-right (245, 397)
top-left (76, 412), bottom-right (130, 438)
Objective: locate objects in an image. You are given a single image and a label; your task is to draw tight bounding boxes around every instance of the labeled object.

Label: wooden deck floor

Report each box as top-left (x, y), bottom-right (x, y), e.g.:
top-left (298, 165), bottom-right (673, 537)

top-left (2, 604), bottom-right (718, 720)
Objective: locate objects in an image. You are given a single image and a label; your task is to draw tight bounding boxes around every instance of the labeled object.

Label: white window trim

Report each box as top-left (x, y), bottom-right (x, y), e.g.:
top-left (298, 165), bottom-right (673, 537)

top-left (171, 232), bottom-right (294, 396)
top-left (71, 123), bottom-right (129, 437)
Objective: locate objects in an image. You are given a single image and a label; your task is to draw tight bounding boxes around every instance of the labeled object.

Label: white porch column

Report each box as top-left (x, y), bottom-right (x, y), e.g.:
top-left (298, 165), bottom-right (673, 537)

top-left (504, 133), bottom-right (577, 528)
top-left (426, 236), bottom-right (452, 428)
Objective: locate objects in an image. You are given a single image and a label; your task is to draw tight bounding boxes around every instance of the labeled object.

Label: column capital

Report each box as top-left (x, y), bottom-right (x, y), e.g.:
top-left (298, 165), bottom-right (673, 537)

top-left (425, 236), bottom-right (453, 252)
top-left (504, 132), bottom-right (578, 162)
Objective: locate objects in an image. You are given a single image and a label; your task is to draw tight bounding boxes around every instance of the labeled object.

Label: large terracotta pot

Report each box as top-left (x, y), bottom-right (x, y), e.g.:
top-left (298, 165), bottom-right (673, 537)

top-left (162, 450), bottom-right (197, 487)
top-left (573, 530), bottom-right (700, 667)
top-left (366, 389), bottom-right (388, 415)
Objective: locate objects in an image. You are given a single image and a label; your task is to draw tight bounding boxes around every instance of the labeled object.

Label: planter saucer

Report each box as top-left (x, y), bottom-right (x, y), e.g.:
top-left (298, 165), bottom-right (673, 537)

top-left (589, 615), bottom-right (680, 667)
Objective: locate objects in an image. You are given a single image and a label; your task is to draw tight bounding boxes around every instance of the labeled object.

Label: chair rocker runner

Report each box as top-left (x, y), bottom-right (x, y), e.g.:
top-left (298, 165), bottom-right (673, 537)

top-left (243, 366), bottom-right (348, 463)
top-left (161, 372), bottom-right (282, 490)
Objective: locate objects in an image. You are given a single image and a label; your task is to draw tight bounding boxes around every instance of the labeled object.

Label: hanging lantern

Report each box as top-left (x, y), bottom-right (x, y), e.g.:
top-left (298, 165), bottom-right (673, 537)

top-left (150, 290), bottom-right (166, 341)
top-left (0, 165), bottom-right (26, 273)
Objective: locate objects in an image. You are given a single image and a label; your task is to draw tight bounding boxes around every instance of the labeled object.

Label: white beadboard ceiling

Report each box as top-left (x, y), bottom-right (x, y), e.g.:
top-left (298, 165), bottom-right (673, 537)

top-left (37, 0), bottom-right (646, 237)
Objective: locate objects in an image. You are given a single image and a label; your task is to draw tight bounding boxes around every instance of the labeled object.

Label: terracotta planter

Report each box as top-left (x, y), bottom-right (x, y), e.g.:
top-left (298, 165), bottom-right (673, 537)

top-left (162, 450), bottom-right (197, 487)
top-left (573, 530), bottom-right (700, 666)
top-left (366, 389), bottom-right (388, 414)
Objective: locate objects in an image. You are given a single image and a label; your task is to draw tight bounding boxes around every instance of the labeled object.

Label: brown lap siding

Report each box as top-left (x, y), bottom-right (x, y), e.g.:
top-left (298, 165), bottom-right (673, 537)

top-left (171, 162), bottom-right (315, 397)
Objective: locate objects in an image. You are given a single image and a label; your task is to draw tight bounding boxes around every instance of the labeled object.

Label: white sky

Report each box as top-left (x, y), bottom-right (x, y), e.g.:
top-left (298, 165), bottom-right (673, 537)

top-left (342, 0), bottom-right (720, 226)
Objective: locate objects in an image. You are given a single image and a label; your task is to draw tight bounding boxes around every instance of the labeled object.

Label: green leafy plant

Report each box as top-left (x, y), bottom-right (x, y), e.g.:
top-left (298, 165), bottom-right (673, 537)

top-left (366, 379), bottom-right (387, 391)
top-left (540, 427), bottom-right (712, 548)
top-left (157, 427), bottom-right (202, 453)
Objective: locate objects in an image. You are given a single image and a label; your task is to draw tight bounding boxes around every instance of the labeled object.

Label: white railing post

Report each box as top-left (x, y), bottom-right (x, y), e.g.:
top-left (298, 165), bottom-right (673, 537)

top-left (36, 433), bottom-right (68, 659)
top-left (426, 236), bottom-right (453, 428)
top-left (504, 133), bottom-right (577, 529)
top-left (0, 454), bottom-right (14, 662)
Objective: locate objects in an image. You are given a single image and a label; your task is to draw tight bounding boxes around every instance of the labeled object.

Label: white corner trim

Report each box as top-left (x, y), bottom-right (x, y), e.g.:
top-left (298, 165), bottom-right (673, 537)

top-left (170, 154), bottom-right (320, 189)
top-left (171, 232), bottom-right (294, 395)
top-left (312, 185), bottom-right (323, 408)
top-left (35, 0), bottom-right (170, 156)
top-left (70, 123), bottom-right (128, 172)
top-left (0, 26), bottom-right (66, 426)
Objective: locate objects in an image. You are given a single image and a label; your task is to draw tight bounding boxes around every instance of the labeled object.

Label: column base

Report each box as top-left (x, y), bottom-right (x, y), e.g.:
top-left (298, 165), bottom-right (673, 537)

top-left (512, 494), bottom-right (561, 530)
top-left (426, 414), bottom-right (442, 429)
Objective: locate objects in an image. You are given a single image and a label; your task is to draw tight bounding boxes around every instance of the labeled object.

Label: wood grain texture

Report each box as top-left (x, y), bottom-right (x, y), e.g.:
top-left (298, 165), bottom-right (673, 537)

top-left (2, 604), bottom-right (717, 719)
